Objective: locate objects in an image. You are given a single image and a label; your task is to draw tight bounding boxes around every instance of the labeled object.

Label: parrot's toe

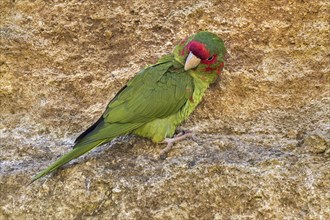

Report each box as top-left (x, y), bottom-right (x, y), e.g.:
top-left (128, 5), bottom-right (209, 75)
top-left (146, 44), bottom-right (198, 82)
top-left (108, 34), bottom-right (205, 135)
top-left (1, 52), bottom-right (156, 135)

top-left (159, 130), bottom-right (194, 159)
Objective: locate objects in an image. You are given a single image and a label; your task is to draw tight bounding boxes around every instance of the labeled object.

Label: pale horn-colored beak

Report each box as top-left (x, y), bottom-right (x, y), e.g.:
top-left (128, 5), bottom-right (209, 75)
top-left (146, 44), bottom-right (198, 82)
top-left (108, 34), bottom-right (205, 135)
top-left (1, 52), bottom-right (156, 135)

top-left (184, 51), bottom-right (201, 71)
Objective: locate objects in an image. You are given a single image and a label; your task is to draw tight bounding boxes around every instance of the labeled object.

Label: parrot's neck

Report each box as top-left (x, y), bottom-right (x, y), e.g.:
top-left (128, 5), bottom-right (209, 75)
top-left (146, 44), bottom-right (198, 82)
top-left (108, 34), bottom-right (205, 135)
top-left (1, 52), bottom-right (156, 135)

top-left (185, 71), bottom-right (215, 115)
top-left (190, 71), bottom-right (217, 87)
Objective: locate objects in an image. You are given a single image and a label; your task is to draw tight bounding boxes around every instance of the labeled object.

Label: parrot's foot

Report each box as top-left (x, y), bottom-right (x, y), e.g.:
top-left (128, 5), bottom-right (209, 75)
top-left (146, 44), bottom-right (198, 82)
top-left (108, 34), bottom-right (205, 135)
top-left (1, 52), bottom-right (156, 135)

top-left (159, 130), bottom-right (194, 159)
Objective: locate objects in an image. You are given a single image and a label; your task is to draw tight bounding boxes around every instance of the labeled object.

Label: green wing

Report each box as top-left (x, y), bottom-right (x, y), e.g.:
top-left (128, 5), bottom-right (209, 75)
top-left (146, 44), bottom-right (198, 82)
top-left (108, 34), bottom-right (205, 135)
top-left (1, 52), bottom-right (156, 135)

top-left (104, 67), bottom-right (191, 122)
top-left (76, 55), bottom-right (193, 144)
top-left (32, 56), bottom-right (193, 182)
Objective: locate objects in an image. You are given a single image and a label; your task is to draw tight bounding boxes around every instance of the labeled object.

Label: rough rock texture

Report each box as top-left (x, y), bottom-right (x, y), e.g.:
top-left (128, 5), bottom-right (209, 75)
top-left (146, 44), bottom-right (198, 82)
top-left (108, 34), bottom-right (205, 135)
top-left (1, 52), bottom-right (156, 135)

top-left (1, 0), bottom-right (329, 219)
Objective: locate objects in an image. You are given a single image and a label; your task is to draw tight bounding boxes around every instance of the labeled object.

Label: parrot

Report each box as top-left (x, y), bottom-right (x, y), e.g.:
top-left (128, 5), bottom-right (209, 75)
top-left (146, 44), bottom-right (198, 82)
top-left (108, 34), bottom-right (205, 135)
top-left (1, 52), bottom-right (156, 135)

top-left (31, 31), bottom-right (226, 183)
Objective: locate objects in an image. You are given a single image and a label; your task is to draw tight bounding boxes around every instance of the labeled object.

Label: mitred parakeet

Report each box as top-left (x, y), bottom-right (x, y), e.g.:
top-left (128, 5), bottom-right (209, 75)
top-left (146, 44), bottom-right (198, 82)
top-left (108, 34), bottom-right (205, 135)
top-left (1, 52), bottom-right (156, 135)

top-left (32, 31), bottom-right (226, 182)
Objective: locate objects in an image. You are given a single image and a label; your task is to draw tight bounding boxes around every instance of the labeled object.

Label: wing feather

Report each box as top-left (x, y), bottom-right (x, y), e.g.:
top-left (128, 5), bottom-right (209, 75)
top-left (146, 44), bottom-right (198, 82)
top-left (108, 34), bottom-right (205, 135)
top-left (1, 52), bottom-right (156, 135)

top-left (75, 56), bottom-right (193, 145)
top-left (103, 62), bottom-right (193, 124)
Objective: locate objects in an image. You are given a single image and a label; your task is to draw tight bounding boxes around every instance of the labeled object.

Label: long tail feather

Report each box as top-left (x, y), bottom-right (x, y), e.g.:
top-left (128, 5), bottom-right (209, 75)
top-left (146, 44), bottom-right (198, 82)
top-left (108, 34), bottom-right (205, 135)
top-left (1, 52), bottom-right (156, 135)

top-left (30, 139), bottom-right (106, 184)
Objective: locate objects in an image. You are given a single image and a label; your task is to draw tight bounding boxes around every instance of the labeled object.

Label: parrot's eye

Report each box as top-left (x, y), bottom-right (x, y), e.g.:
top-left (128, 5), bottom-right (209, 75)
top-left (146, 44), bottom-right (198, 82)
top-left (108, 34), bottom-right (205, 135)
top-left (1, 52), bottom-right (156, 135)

top-left (207, 55), bottom-right (214, 61)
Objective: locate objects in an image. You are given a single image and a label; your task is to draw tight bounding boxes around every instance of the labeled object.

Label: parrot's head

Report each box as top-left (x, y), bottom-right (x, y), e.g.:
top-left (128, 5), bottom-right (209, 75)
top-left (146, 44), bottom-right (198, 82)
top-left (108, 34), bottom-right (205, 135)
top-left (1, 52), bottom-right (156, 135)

top-left (173, 31), bottom-right (226, 78)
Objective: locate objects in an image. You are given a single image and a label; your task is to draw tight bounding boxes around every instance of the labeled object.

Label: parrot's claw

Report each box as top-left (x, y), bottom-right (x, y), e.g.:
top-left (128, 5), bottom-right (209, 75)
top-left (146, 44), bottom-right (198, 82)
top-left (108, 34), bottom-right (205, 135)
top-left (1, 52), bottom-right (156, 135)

top-left (159, 130), bottom-right (194, 159)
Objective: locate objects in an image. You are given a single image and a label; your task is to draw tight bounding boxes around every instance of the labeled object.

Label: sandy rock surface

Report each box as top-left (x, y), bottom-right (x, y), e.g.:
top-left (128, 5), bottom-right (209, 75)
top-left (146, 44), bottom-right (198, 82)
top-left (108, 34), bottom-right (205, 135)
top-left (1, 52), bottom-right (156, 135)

top-left (1, 0), bottom-right (329, 219)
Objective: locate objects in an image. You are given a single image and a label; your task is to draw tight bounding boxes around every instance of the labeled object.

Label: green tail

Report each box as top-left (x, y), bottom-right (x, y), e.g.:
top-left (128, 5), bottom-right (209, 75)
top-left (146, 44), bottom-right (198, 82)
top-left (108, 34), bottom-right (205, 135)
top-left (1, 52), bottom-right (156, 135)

top-left (30, 139), bottom-right (106, 184)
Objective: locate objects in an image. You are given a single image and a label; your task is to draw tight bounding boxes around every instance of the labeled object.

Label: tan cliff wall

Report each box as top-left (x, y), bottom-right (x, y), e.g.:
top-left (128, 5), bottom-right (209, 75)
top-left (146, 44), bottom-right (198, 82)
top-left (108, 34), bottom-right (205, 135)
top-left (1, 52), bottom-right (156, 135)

top-left (1, 0), bottom-right (329, 219)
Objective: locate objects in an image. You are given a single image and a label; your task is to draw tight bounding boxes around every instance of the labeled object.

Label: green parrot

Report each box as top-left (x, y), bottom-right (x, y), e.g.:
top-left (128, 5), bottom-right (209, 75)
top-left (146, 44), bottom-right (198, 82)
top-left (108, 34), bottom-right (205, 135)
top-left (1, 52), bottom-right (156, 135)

top-left (32, 31), bottom-right (226, 182)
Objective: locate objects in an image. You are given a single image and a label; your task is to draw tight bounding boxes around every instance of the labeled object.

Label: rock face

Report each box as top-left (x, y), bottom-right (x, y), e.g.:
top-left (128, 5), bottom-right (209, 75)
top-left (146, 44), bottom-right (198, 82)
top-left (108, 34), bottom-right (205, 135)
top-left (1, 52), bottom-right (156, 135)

top-left (1, 0), bottom-right (329, 219)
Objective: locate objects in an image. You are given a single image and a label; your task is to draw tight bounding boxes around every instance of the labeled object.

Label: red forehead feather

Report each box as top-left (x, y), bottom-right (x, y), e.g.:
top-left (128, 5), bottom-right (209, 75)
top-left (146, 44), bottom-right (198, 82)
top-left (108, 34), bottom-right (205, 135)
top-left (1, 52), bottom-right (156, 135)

top-left (187, 40), bottom-right (210, 60)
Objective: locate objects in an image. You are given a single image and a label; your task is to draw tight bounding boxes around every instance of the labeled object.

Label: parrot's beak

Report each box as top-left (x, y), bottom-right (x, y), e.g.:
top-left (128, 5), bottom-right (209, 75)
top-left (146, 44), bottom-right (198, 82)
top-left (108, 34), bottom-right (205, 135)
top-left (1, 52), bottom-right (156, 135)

top-left (184, 51), bottom-right (201, 71)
